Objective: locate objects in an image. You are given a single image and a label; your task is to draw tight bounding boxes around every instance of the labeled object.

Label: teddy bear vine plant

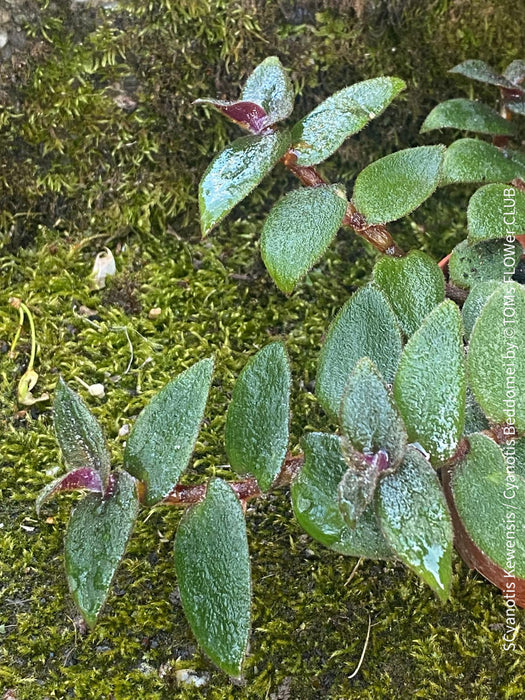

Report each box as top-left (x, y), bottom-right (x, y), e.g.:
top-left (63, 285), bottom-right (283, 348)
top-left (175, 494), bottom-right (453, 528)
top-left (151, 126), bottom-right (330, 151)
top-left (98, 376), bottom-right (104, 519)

top-left (36, 57), bottom-right (525, 677)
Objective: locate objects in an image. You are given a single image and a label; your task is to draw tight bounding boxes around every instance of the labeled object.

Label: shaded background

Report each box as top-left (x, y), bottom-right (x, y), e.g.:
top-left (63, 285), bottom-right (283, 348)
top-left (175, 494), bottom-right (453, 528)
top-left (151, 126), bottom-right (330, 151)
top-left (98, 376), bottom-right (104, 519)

top-left (1, 1), bottom-right (525, 698)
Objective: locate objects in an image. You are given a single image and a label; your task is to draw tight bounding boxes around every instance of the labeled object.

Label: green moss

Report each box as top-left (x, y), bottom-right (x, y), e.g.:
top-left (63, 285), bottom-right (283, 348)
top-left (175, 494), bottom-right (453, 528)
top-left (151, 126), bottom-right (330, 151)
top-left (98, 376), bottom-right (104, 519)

top-left (1, 0), bottom-right (525, 697)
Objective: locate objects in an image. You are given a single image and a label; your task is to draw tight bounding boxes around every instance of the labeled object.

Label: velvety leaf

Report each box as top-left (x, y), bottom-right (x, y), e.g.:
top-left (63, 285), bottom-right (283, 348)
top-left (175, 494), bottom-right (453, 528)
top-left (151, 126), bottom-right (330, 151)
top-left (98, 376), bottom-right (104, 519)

top-left (421, 99), bottom-right (514, 136)
top-left (450, 60), bottom-right (514, 88)
top-left (260, 185), bottom-right (347, 293)
top-left (54, 378), bottom-right (111, 486)
top-left (393, 300), bottom-right (466, 464)
top-left (65, 470), bottom-right (139, 627)
top-left (241, 56), bottom-right (294, 125)
top-left (316, 284), bottom-right (403, 416)
top-left (124, 358), bottom-right (214, 506)
top-left (373, 251), bottom-right (445, 336)
top-left (506, 98), bottom-right (525, 116)
top-left (462, 280), bottom-right (502, 340)
top-left (225, 343), bottom-right (291, 491)
top-left (36, 467), bottom-right (103, 515)
top-left (467, 282), bottom-right (525, 431)
top-left (199, 131), bottom-right (290, 235)
top-left (504, 60), bottom-right (525, 86)
top-left (467, 184), bottom-right (525, 244)
top-left (448, 239), bottom-right (522, 290)
top-left (174, 478), bottom-right (251, 678)
top-left (463, 388), bottom-right (489, 435)
top-left (448, 433), bottom-right (525, 577)
top-left (352, 146), bottom-right (445, 224)
top-left (291, 77), bottom-right (405, 166)
top-left (440, 139), bottom-right (525, 185)
top-left (337, 455), bottom-right (381, 530)
top-left (376, 447), bottom-right (453, 602)
top-left (193, 99), bottom-right (269, 133)
top-left (291, 433), bottom-right (393, 558)
top-left (339, 358), bottom-right (406, 467)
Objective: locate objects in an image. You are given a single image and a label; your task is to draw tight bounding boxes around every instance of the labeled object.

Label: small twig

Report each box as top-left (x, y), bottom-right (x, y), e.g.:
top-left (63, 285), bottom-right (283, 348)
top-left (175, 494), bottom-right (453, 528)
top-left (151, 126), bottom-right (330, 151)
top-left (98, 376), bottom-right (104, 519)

top-left (348, 614), bottom-right (372, 679)
top-left (345, 557), bottom-right (363, 586)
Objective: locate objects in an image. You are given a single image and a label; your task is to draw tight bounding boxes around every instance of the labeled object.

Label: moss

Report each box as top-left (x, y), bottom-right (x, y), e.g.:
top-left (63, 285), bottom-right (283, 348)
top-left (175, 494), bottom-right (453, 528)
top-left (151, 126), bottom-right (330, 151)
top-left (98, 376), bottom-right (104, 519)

top-left (1, 0), bottom-right (525, 697)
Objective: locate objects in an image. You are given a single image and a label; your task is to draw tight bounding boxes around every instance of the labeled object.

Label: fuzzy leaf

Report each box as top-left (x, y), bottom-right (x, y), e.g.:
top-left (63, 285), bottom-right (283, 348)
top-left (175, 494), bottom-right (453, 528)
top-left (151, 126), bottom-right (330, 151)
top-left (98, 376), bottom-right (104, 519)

top-left (450, 60), bottom-right (514, 88)
top-left (124, 358), bottom-right (214, 506)
top-left (291, 77), bottom-right (405, 166)
top-left (373, 251), bottom-right (445, 336)
top-left (463, 388), bottom-right (489, 435)
top-left (193, 99), bottom-right (269, 133)
top-left (448, 239), bottom-right (522, 290)
top-left (337, 455), bottom-right (381, 530)
top-left (377, 447), bottom-right (453, 602)
top-left (36, 467), bottom-right (103, 515)
top-left (440, 139), bottom-right (525, 185)
top-left (504, 60), bottom-right (525, 86)
top-left (316, 284), bottom-right (403, 416)
top-left (65, 471), bottom-right (139, 627)
top-left (291, 433), bottom-right (393, 558)
top-left (241, 56), bottom-right (294, 125)
top-left (421, 99), bottom-right (514, 136)
top-left (462, 280), bottom-right (502, 340)
top-left (467, 282), bottom-right (525, 431)
top-left (393, 300), bottom-right (466, 464)
top-left (54, 378), bottom-right (111, 486)
top-left (352, 146), bottom-right (445, 224)
top-left (467, 184), bottom-right (525, 244)
top-left (225, 343), bottom-right (291, 491)
top-left (174, 478), bottom-right (251, 678)
top-left (339, 358), bottom-right (406, 467)
top-left (260, 185), bottom-right (347, 293)
top-left (199, 131), bottom-right (290, 235)
top-left (506, 98), bottom-right (525, 116)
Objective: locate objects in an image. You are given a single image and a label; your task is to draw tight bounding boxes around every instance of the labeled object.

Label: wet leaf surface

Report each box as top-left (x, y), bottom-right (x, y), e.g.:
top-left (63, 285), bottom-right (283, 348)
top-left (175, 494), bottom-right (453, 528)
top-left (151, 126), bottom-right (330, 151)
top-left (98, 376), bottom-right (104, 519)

top-left (241, 56), bottom-right (294, 125)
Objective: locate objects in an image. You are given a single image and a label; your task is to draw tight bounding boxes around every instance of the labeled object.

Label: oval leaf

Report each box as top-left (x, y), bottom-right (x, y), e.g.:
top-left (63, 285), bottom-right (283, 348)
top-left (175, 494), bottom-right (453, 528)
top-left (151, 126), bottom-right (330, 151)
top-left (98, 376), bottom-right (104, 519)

top-left (448, 239), bottom-right (522, 290)
top-left (65, 470), bottom-right (139, 627)
top-left (467, 184), bottom-right (525, 244)
top-left (54, 378), bottom-right (111, 486)
top-left (199, 131), bottom-right (290, 235)
top-left (339, 357), bottom-right (406, 467)
top-left (291, 77), bottom-right (405, 166)
top-left (376, 447), bottom-right (453, 601)
top-left (316, 284), bottom-right (403, 416)
top-left (440, 139), bottom-right (525, 185)
top-left (291, 433), bottom-right (393, 558)
top-left (468, 282), bottom-right (525, 431)
top-left (504, 60), bottom-right (525, 86)
top-left (373, 251), bottom-right (445, 336)
top-left (241, 56), bottom-right (294, 125)
top-left (225, 343), bottom-right (291, 491)
top-left (393, 300), bottom-right (466, 464)
top-left (352, 146), bottom-right (445, 224)
top-left (421, 99), bottom-right (514, 136)
top-left (462, 280), bottom-right (502, 340)
top-left (174, 478), bottom-right (251, 678)
top-left (124, 358), bottom-right (214, 506)
top-left (450, 60), bottom-right (514, 89)
top-left (260, 185), bottom-right (347, 293)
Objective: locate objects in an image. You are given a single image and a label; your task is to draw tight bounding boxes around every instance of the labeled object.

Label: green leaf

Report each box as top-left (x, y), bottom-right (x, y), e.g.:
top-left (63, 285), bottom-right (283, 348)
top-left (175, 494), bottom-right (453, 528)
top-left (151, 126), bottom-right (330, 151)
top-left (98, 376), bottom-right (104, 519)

top-left (393, 300), bottom-right (466, 464)
top-left (373, 251), bottom-right (445, 336)
top-left (339, 358), bottom-right (406, 467)
top-left (448, 239), bottom-right (522, 290)
top-left (199, 131), bottom-right (290, 235)
top-left (54, 378), bottom-right (111, 487)
top-left (450, 60), bottom-right (514, 88)
top-left (316, 284), bottom-right (403, 416)
top-left (352, 146), bottom-right (445, 224)
top-left (462, 280), bottom-right (502, 340)
top-left (291, 77), bottom-right (405, 166)
top-left (440, 139), bottom-right (525, 185)
top-left (124, 358), bottom-right (214, 506)
top-left (291, 433), bottom-right (393, 558)
top-left (449, 433), bottom-right (525, 577)
top-left (376, 447), bottom-right (453, 602)
top-left (65, 470), bottom-right (139, 627)
top-left (463, 388), bottom-right (489, 435)
top-left (467, 184), bottom-right (525, 244)
top-left (421, 99), bottom-right (514, 136)
top-left (174, 478), bottom-right (251, 678)
top-left (260, 185), bottom-right (347, 293)
top-left (225, 343), bottom-right (291, 491)
top-left (467, 282), bottom-right (525, 431)
top-left (241, 56), bottom-right (294, 125)
top-left (337, 457), bottom-right (380, 530)
top-left (504, 60), bottom-right (525, 86)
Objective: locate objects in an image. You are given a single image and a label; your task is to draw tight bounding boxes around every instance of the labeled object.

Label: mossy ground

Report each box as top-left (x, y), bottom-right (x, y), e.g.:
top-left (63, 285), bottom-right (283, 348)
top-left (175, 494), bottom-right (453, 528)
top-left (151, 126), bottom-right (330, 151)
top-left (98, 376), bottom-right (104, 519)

top-left (1, 1), bottom-right (525, 697)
